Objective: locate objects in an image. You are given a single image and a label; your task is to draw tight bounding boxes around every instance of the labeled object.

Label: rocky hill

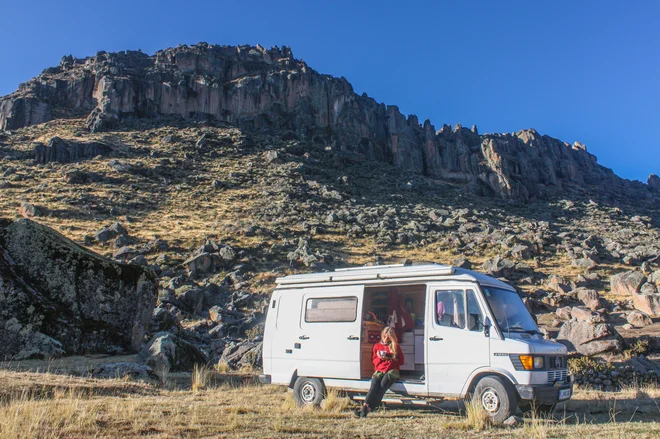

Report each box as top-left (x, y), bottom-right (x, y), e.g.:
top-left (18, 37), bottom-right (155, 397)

top-left (1, 43), bottom-right (659, 385)
top-left (2, 43), bottom-right (658, 203)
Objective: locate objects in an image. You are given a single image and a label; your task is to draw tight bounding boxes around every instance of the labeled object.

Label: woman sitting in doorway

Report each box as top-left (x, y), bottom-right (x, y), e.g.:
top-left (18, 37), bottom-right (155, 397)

top-left (357, 326), bottom-right (404, 418)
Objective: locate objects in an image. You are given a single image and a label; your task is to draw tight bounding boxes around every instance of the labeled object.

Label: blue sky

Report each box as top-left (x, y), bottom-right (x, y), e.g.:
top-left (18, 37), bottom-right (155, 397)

top-left (1, 0), bottom-right (658, 182)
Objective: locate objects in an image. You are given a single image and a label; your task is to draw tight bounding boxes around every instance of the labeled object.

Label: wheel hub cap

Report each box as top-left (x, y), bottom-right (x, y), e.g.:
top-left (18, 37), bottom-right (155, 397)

top-left (481, 388), bottom-right (500, 413)
top-left (301, 383), bottom-right (316, 403)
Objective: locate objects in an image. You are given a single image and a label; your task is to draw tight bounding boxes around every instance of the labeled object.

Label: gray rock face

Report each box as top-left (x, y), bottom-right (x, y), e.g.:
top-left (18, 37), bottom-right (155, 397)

top-left (0, 218), bottom-right (157, 360)
top-left (137, 332), bottom-right (208, 372)
top-left (556, 319), bottom-right (621, 356)
top-left (649, 174), bottom-right (660, 192)
top-left (1, 43), bottom-right (656, 202)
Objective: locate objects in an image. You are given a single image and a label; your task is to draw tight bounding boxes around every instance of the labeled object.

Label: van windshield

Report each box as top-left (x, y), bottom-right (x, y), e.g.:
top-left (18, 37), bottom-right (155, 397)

top-left (481, 287), bottom-right (539, 335)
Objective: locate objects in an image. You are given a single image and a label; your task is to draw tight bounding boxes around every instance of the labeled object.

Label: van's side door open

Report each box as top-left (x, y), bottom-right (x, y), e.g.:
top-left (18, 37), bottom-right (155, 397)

top-left (297, 285), bottom-right (364, 379)
top-left (426, 282), bottom-right (491, 396)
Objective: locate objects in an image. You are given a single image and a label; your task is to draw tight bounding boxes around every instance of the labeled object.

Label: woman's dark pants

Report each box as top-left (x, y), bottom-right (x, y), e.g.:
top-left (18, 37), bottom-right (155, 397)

top-left (364, 371), bottom-right (398, 409)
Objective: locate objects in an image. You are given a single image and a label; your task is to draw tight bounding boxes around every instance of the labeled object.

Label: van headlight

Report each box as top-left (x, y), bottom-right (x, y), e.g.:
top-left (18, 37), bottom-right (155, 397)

top-left (519, 355), bottom-right (544, 370)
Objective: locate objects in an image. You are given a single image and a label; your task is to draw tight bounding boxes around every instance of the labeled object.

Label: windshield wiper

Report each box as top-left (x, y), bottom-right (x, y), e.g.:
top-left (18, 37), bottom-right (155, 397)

top-left (503, 326), bottom-right (540, 335)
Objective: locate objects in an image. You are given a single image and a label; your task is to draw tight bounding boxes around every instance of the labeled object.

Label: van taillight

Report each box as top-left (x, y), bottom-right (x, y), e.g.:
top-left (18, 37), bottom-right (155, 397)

top-left (272, 300), bottom-right (276, 309)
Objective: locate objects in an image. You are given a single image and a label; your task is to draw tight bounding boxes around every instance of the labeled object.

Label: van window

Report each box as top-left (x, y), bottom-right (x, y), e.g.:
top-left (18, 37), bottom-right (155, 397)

top-left (305, 297), bottom-right (358, 323)
top-left (435, 290), bottom-right (465, 329)
top-left (466, 290), bottom-right (484, 332)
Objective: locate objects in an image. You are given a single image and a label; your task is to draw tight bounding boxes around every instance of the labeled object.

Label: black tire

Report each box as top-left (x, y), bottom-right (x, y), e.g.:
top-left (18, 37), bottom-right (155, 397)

top-left (520, 401), bottom-right (556, 418)
top-left (292, 377), bottom-right (325, 407)
top-left (472, 376), bottom-right (517, 424)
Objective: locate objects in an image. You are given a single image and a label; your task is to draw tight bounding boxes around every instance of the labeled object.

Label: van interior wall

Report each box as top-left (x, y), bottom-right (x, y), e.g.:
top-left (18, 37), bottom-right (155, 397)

top-left (361, 285), bottom-right (426, 381)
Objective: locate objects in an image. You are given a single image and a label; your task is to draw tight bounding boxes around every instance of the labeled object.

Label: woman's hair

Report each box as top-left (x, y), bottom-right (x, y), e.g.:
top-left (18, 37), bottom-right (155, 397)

top-left (381, 326), bottom-right (399, 361)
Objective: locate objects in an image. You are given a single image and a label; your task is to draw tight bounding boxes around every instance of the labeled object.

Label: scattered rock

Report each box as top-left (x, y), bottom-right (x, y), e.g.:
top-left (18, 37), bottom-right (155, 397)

top-left (503, 415), bottom-right (523, 427)
top-left (95, 223), bottom-right (128, 243)
top-left (577, 289), bottom-right (601, 311)
top-left (555, 307), bottom-right (572, 320)
top-left (626, 310), bottom-right (653, 328)
top-left (481, 256), bottom-right (515, 278)
top-left (91, 362), bottom-right (160, 383)
top-left (18, 201), bottom-right (40, 218)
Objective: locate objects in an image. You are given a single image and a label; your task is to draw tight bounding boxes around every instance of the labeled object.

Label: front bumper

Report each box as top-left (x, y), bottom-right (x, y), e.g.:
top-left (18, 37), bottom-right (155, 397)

top-left (516, 383), bottom-right (573, 404)
top-left (258, 374), bottom-right (271, 384)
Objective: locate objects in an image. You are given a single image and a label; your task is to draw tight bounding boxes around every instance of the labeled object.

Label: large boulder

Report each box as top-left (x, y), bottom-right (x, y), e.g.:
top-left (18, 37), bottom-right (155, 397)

top-left (137, 332), bottom-right (208, 373)
top-left (610, 270), bottom-right (646, 295)
top-left (0, 218), bottom-right (157, 360)
top-left (556, 319), bottom-right (621, 356)
top-left (632, 283), bottom-right (660, 317)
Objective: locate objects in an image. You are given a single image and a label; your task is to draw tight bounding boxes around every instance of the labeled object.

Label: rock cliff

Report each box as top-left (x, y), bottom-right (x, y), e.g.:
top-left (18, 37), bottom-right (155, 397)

top-left (0, 218), bottom-right (157, 360)
top-left (0, 43), bottom-right (656, 202)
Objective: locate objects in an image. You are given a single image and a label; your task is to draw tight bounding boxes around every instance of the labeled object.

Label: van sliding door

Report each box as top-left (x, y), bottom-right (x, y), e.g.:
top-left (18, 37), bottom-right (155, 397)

top-left (297, 285), bottom-right (364, 379)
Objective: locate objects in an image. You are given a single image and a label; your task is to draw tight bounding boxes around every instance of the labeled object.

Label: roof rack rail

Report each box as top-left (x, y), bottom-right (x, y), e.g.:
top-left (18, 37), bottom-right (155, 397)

top-left (334, 264), bottom-right (408, 272)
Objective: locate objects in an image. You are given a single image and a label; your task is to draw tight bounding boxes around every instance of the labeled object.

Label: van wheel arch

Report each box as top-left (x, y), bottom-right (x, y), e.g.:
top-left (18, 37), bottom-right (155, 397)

top-left (466, 372), bottom-right (516, 399)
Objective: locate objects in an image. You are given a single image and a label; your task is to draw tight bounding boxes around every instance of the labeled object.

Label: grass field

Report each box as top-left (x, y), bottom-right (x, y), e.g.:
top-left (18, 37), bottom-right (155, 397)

top-left (1, 369), bottom-right (659, 439)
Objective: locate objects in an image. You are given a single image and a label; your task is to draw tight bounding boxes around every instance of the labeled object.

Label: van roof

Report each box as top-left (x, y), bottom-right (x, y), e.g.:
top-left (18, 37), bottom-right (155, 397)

top-left (275, 263), bottom-right (514, 290)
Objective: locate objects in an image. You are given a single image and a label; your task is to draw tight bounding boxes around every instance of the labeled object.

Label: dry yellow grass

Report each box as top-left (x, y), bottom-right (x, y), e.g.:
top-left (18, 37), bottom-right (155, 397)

top-left (1, 369), bottom-right (660, 438)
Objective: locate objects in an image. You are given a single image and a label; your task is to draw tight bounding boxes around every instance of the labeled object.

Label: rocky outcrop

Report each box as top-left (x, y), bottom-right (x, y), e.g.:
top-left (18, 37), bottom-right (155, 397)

top-left (1, 43), bottom-right (657, 202)
top-left (33, 136), bottom-right (112, 164)
top-left (0, 218), bottom-right (157, 360)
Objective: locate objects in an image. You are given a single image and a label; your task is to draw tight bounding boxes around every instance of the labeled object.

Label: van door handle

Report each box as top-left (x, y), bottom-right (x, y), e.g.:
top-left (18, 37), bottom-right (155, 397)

top-left (299, 335), bottom-right (309, 340)
top-left (429, 336), bottom-right (443, 341)
top-left (347, 336), bottom-right (360, 341)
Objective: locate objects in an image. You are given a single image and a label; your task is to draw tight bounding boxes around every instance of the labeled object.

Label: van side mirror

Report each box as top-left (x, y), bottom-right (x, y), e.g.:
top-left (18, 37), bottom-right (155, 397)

top-left (483, 317), bottom-right (491, 337)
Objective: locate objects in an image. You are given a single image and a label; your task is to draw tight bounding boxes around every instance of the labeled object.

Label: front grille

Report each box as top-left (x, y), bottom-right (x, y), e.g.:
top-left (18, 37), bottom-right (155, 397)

top-left (547, 369), bottom-right (568, 384)
top-left (549, 355), bottom-right (567, 369)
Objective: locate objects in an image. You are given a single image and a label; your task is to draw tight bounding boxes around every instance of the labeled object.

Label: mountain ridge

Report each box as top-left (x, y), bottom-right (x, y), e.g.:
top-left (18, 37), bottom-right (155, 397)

top-left (0, 42), bottom-right (658, 204)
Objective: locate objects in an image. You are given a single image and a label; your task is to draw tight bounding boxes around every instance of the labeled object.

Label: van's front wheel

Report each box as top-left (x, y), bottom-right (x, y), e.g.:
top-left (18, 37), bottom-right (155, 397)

top-left (293, 377), bottom-right (325, 407)
top-left (472, 376), bottom-right (516, 424)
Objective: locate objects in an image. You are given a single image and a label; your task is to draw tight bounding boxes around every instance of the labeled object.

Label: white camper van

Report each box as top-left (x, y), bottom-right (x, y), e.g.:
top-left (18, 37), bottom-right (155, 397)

top-left (260, 263), bottom-right (572, 422)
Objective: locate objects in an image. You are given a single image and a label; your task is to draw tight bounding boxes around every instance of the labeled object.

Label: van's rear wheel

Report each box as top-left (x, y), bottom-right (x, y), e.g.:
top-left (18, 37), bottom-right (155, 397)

top-left (293, 377), bottom-right (325, 407)
top-left (473, 376), bottom-right (516, 424)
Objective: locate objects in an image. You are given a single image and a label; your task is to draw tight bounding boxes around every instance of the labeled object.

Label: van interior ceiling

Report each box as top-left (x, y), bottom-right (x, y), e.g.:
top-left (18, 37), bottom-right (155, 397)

top-left (361, 285), bottom-right (426, 382)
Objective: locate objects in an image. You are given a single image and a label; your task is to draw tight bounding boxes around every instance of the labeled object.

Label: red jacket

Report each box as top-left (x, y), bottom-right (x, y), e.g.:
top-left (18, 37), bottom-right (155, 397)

top-left (372, 342), bottom-right (404, 373)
